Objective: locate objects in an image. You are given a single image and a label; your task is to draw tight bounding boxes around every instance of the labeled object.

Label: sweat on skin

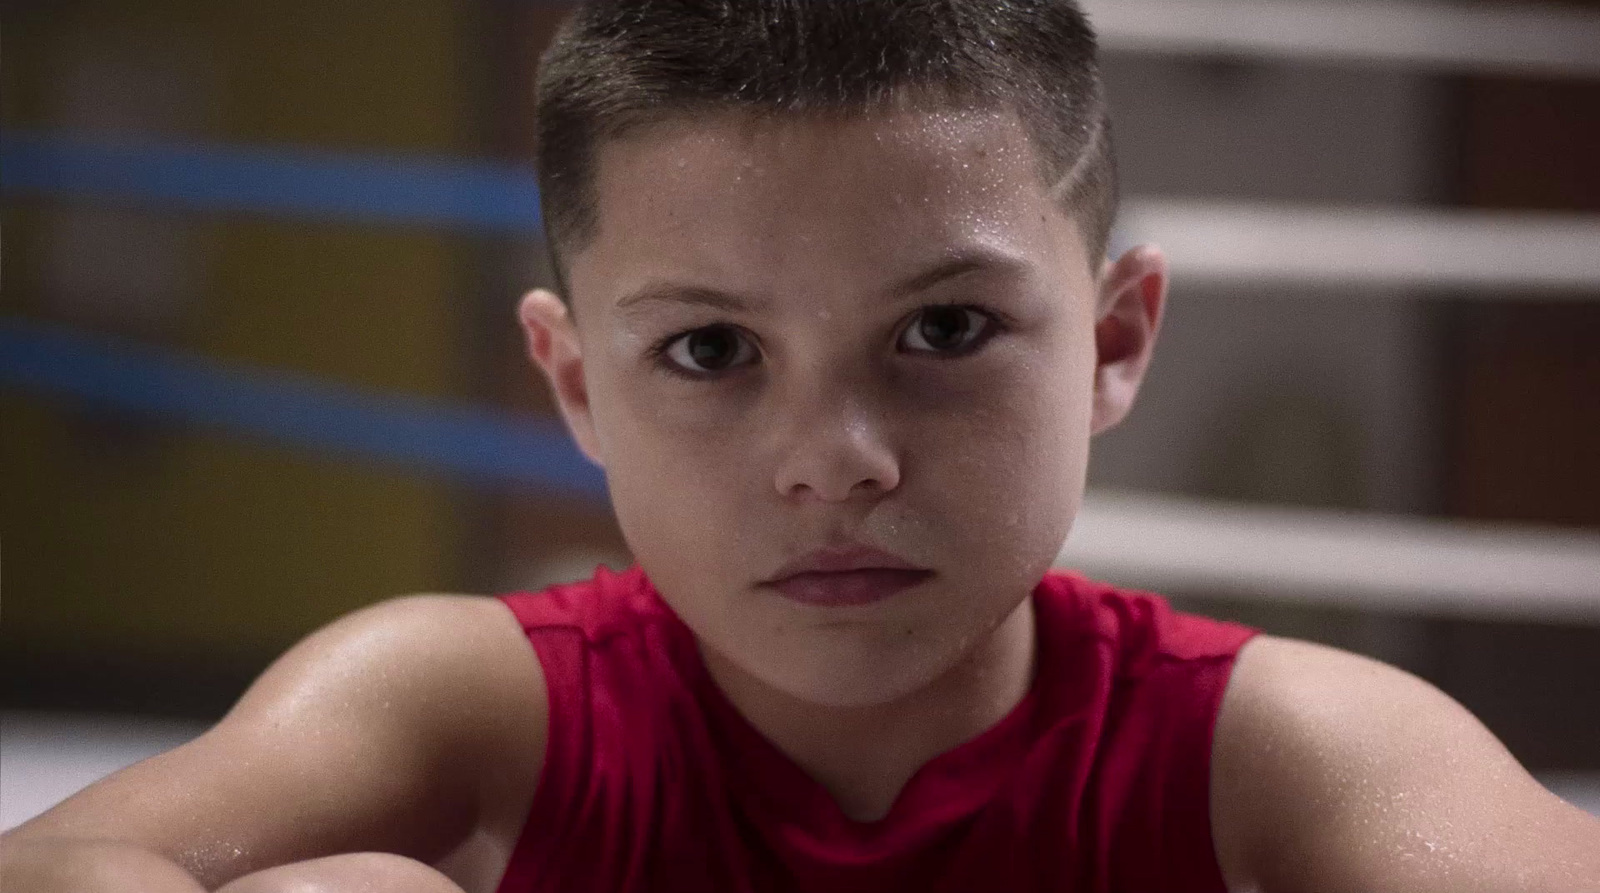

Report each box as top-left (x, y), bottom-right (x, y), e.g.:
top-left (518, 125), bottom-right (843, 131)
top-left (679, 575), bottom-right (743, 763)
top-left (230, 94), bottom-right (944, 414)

top-left (519, 106), bottom-right (1165, 822)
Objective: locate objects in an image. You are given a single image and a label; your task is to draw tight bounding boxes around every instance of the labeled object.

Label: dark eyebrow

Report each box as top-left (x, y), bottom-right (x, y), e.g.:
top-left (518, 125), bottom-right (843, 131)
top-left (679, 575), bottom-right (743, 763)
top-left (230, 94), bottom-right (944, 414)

top-left (887, 249), bottom-right (1033, 298)
top-left (617, 283), bottom-right (767, 315)
top-left (615, 248), bottom-right (1031, 315)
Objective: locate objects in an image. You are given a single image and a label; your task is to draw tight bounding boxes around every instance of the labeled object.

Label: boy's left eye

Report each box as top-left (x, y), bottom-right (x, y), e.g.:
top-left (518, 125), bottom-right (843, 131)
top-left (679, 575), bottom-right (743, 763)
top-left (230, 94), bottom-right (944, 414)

top-left (898, 306), bottom-right (994, 355)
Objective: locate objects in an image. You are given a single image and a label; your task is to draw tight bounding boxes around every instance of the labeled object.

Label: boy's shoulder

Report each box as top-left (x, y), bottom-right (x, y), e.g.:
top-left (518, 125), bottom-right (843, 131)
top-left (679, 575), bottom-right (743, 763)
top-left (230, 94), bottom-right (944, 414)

top-left (1210, 633), bottom-right (1600, 891)
top-left (224, 591), bottom-right (552, 889)
top-left (291, 592), bottom-right (546, 724)
top-left (1028, 574), bottom-right (1600, 890)
top-left (3, 592), bottom-right (548, 892)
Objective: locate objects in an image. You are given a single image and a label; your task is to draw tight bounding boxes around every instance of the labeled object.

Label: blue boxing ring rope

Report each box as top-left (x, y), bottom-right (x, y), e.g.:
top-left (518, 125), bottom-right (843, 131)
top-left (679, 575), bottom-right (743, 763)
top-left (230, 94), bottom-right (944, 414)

top-left (1, 130), bottom-right (601, 496)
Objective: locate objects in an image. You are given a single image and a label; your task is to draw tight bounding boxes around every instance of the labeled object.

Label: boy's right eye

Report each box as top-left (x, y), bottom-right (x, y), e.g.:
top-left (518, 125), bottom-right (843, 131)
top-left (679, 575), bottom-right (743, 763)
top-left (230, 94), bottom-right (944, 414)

top-left (658, 325), bottom-right (759, 377)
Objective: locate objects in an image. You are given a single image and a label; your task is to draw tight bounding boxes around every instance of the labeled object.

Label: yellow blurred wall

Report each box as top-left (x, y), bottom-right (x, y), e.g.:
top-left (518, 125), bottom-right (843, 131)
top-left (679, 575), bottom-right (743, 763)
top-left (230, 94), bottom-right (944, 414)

top-left (2, 0), bottom-right (482, 665)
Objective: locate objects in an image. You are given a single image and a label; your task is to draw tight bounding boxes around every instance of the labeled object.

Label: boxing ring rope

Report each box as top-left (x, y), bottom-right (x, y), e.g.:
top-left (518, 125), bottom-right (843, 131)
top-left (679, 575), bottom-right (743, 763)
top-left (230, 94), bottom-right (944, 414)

top-left (1120, 201), bottom-right (1600, 294)
top-left (1, 131), bottom-right (543, 233)
top-left (0, 320), bottom-right (606, 499)
top-left (1070, 490), bottom-right (1600, 625)
top-left (1085, 0), bottom-right (1600, 79)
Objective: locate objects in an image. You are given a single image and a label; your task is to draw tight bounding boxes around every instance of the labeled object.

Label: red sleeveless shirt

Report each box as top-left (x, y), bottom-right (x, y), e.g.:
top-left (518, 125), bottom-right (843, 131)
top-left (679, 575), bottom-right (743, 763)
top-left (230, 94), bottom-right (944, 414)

top-left (494, 564), bottom-right (1256, 893)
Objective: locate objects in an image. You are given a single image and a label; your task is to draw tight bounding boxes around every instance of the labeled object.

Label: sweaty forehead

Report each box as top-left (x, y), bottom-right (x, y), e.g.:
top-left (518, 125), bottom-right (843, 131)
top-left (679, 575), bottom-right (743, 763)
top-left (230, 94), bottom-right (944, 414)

top-left (567, 108), bottom-right (1080, 314)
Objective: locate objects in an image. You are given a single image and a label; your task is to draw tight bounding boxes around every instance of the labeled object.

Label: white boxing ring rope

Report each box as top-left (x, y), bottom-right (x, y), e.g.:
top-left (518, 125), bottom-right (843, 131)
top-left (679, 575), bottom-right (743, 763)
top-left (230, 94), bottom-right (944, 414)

top-left (1063, 489), bottom-right (1600, 626)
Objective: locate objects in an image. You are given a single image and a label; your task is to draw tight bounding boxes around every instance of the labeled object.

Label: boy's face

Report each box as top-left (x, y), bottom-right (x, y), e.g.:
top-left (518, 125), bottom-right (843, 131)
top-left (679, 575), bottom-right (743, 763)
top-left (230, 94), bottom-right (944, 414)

top-left (523, 107), bottom-right (1166, 707)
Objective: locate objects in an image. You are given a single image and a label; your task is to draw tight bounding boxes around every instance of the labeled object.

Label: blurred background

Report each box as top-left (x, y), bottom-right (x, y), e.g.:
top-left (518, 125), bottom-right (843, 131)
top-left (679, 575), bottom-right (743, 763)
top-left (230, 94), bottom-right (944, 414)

top-left (3, 0), bottom-right (1598, 828)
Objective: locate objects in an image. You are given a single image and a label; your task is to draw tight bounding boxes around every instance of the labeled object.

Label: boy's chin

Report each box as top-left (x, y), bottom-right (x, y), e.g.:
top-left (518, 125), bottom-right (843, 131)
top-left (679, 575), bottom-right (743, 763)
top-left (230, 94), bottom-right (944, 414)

top-left (725, 626), bottom-right (983, 710)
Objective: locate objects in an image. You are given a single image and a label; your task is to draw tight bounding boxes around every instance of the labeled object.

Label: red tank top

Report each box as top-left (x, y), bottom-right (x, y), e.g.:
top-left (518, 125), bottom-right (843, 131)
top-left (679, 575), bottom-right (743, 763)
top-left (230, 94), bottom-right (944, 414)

top-left (494, 564), bottom-right (1256, 893)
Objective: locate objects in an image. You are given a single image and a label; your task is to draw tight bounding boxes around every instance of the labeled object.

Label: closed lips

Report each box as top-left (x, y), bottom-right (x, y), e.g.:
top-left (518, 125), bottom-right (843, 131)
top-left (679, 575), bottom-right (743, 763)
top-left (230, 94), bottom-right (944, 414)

top-left (764, 544), bottom-right (929, 582)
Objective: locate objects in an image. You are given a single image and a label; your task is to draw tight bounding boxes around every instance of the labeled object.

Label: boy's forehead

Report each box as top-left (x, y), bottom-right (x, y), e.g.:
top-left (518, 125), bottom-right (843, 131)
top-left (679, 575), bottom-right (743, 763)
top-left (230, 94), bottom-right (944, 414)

top-left (611, 106), bottom-right (1035, 172)
top-left (568, 108), bottom-right (1084, 314)
top-left (593, 107), bottom-right (1048, 224)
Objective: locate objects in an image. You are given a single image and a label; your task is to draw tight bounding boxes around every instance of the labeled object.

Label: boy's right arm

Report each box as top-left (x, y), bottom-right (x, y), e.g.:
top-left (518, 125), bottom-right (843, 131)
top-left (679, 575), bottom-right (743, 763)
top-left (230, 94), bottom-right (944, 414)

top-left (0, 594), bottom-right (549, 893)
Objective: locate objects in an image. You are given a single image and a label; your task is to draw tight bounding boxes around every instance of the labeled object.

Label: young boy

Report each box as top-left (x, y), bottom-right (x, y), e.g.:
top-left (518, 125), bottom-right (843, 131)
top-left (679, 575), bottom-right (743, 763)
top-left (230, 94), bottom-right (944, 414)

top-left (4, 2), bottom-right (1597, 891)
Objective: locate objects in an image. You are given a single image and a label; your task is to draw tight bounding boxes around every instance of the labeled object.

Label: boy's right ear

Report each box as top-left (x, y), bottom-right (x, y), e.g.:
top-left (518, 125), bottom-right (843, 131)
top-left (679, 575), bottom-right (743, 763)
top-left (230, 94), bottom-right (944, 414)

top-left (518, 288), bottom-right (604, 467)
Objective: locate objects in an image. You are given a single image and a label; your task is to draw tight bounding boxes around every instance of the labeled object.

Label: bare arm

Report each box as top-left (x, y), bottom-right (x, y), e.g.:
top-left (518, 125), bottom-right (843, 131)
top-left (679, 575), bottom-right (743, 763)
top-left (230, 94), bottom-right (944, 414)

top-left (214, 853), bottom-right (467, 893)
top-left (0, 837), bottom-right (209, 893)
top-left (1212, 635), bottom-right (1600, 893)
top-left (0, 595), bottom-right (547, 893)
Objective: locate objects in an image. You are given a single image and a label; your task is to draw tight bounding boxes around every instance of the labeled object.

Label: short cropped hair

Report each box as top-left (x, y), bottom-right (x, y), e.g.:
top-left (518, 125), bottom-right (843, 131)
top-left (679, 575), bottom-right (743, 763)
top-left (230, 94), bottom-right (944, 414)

top-left (535, 0), bottom-right (1118, 298)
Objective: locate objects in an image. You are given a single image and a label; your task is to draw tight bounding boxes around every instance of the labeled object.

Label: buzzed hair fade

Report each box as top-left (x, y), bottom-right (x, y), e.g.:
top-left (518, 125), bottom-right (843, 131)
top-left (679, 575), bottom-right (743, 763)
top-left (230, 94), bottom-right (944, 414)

top-left (534, 0), bottom-right (1118, 300)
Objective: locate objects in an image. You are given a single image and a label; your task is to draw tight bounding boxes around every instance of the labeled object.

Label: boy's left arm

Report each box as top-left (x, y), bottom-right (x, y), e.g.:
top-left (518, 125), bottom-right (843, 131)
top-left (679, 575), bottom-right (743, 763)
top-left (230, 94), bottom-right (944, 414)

top-left (1209, 634), bottom-right (1600, 893)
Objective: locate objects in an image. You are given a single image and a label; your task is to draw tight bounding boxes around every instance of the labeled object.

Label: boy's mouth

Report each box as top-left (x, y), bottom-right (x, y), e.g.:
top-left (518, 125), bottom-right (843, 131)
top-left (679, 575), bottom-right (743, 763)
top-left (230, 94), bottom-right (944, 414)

top-left (759, 543), bottom-right (933, 607)
top-left (762, 568), bottom-right (935, 607)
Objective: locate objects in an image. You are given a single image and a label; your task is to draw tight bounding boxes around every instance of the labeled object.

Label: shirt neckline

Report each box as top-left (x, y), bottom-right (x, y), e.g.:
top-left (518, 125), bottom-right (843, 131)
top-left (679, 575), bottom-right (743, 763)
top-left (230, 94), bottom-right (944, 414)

top-left (645, 575), bottom-right (1059, 850)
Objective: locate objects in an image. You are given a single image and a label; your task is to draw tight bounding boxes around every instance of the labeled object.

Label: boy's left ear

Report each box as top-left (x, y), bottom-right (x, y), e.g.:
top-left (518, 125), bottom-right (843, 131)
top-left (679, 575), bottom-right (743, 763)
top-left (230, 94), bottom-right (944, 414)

top-left (1090, 244), bottom-right (1169, 434)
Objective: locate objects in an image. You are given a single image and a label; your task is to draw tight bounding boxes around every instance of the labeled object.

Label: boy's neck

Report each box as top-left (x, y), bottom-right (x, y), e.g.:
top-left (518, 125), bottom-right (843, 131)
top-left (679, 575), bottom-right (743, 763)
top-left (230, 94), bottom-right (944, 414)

top-left (701, 595), bottom-right (1038, 823)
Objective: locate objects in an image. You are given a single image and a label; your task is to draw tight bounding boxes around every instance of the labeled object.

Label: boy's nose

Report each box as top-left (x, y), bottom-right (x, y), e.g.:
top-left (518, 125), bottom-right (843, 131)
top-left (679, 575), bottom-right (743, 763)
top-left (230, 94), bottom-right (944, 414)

top-left (771, 398), bottom-right (901, 504)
